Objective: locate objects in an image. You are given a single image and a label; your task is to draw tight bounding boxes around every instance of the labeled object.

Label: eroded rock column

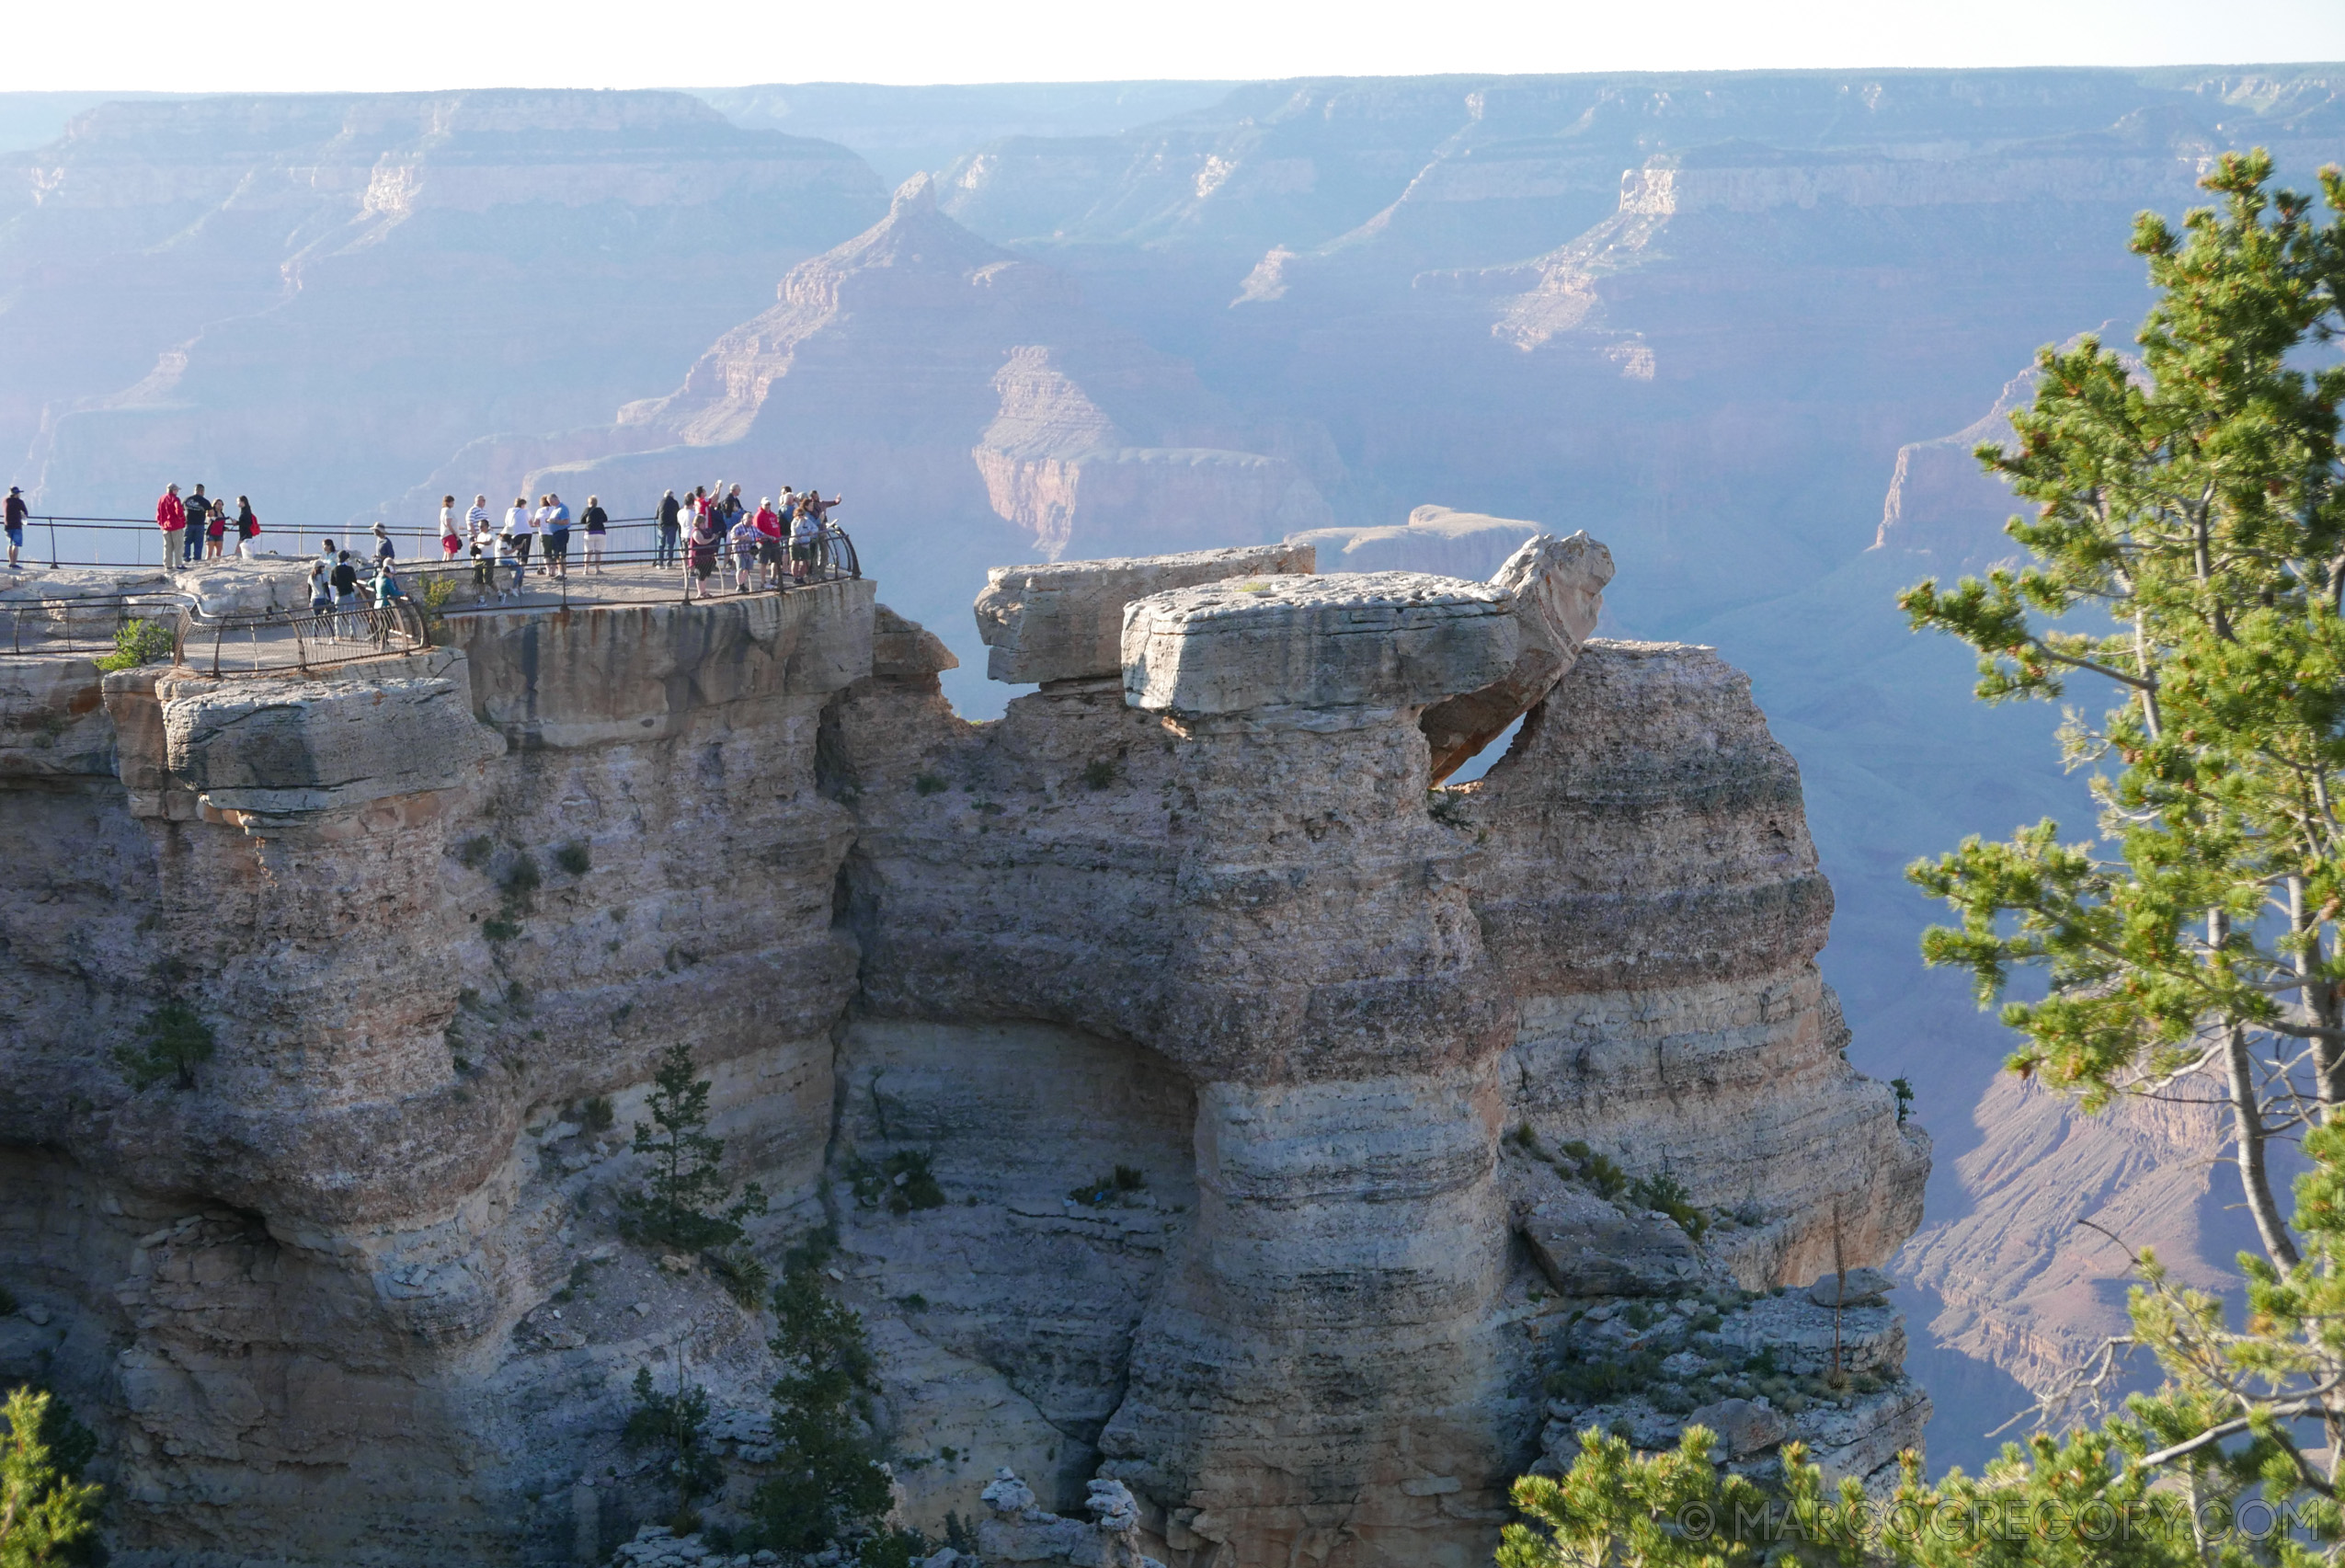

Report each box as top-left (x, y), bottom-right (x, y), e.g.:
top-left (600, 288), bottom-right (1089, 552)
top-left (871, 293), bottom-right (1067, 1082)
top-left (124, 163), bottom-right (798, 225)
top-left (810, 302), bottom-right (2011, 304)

top-left (1100, 574), bottom-right (1529, 1568)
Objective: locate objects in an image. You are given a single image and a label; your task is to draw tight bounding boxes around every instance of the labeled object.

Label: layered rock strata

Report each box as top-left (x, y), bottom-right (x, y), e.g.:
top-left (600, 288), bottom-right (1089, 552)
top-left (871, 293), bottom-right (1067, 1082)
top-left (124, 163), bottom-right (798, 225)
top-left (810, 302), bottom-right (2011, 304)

top-left (0, 541), bottom-right (1923, 1568)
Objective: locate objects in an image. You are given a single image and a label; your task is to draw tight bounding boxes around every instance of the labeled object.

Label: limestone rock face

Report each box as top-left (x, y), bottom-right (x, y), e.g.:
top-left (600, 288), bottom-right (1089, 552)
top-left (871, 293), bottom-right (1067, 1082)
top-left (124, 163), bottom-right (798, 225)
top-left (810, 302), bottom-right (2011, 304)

top-left (1461, 640), bottom-right (1930, 1288)
top-left (163, 671), bottom-right (501, 818)
top-left (1122, 571), bottom-right (1517, 715)
top-left (974, 543), bottom-right (1313, 685)
top-left (1421, 530), bottom-right (1614, 782)
top-left (0, 550), bottom-right (1923, 1568)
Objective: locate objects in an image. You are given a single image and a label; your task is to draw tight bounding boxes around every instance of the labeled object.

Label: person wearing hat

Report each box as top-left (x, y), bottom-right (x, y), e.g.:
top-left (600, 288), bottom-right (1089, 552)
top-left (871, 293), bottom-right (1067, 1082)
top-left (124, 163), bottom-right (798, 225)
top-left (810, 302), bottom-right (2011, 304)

top-left (5, 486), bottom-right (27, 569)
top-left (371, 521), bottom-right (395, 563)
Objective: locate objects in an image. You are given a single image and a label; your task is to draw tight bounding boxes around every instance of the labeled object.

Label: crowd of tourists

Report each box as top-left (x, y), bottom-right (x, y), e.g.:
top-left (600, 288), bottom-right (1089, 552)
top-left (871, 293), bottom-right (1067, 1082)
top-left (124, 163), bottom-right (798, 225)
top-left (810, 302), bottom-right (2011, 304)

top-left (133, 478), bottom-right (845, 608)
top-left (433, 484), bottom-right (843, 602)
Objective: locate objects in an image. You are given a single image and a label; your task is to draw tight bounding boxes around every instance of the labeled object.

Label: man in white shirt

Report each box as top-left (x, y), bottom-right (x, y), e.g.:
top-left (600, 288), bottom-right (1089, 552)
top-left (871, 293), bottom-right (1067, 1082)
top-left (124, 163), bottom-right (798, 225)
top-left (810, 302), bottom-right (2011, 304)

top-left (505, 497), bottom-right (535, 576)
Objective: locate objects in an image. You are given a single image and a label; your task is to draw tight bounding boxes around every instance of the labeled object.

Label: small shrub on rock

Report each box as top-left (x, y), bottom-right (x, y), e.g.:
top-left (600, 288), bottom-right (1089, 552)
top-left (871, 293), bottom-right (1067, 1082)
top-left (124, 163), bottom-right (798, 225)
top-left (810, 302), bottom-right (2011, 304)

top-left (847, 1150), bottom-right (945, 1215)
top-left (94, 617), bottom-right (175, 673)
top-left (114, 999), bottom-right (216, 1092)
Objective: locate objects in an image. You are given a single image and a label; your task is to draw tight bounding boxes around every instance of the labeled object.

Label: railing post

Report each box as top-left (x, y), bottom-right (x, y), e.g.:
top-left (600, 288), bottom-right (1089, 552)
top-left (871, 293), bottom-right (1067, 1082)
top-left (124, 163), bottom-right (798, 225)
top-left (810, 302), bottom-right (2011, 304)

top-left (47, 518), bottom-right (57, 570)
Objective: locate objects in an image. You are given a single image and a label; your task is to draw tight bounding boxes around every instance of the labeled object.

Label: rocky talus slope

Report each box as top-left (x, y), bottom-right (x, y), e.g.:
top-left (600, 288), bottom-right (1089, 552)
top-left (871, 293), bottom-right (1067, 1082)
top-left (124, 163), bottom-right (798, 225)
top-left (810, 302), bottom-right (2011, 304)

top-left (0, 538), bottom-right (1924, 1567)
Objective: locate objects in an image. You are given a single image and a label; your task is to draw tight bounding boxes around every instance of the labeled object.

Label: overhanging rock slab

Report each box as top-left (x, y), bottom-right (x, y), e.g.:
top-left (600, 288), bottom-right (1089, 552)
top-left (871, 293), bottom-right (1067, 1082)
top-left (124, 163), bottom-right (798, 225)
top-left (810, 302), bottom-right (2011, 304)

top-left (1122, 571), bottom-right (1518, 715)
top-left (975, 544), bottom-right (1313, 686)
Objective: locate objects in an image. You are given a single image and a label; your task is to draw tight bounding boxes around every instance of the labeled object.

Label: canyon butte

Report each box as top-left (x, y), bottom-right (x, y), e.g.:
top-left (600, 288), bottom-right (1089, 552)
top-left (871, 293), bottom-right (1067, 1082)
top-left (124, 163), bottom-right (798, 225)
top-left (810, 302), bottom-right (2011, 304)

top-left (0, 533), bottom-right (1925, 1566)
top-left (6, 59), bottom-right (2340, 1521)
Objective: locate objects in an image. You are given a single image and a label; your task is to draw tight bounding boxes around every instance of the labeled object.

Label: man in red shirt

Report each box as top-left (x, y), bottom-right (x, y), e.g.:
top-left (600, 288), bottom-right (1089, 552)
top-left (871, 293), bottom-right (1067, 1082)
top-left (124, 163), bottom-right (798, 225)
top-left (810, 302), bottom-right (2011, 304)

top-left (753, 496), bottom-right (784, 590)
top-left (155, 484), bottom-right (186, 569)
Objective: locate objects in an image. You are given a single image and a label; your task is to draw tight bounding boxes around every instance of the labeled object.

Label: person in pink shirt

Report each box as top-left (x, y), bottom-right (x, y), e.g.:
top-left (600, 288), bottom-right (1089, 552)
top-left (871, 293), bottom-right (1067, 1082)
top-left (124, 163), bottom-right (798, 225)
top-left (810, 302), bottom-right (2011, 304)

top-left (155, 484), bottom-right (186, 569)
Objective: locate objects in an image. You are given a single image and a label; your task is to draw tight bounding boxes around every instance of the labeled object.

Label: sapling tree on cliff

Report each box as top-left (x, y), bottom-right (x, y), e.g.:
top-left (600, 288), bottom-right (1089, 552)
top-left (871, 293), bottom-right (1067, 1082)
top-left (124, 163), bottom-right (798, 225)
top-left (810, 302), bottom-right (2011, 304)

top-left (1502, 153), bottom-right (2345, 1568)
top-left (622, 1043), bottom-right (768, 1299)
top-left (1901, 150), bottom-right (2345, 1271)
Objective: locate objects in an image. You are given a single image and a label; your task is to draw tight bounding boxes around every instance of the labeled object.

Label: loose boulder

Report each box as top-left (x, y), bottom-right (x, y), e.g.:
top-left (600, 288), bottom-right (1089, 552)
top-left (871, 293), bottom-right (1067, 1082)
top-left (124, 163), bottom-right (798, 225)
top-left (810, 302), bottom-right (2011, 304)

top-left (1516, 1184), bottom-right (1706, 1297)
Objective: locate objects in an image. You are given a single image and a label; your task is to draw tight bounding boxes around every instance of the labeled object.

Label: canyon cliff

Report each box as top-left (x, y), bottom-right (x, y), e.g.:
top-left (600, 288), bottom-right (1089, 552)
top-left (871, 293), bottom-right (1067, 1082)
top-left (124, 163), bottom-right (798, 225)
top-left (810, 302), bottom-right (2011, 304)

top-left (10, 63), bottom-right (2333, 1481)
top-left (0, 538), bottom-right (1921, 1566)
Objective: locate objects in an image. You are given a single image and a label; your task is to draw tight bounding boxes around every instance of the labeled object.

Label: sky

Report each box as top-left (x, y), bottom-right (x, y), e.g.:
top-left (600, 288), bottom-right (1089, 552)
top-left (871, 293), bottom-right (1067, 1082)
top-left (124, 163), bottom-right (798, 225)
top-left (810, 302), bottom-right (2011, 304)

top-left (10, 0), bottom-right (2345, 90)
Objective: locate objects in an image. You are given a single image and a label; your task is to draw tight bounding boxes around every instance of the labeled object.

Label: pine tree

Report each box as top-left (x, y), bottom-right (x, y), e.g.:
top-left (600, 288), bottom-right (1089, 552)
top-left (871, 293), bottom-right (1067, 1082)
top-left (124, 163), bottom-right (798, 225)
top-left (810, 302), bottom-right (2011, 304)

top-left (1503, 150), bottom-right (2345, 1568)
top-left (748, 1237), bottom-right (892, 1554)
top-left (1, 1388), bottom-right (103, 1568)
top-left (622, 1043), bottom-right (767, 1255)
top-left (1901, 148), bottom-right (2345, 1268)
top-left (622, 1365), bottom-right (725, 1520)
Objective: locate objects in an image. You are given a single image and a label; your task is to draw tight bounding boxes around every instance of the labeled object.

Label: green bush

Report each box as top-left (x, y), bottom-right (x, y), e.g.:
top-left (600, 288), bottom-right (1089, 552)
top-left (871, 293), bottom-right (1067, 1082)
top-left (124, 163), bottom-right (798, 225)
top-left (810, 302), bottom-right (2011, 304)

top-left (1, 1386), bottom-right (104, 1565)
top-left (1069, 1164), bottom-right (1148, 1207)
top-left (115, 999), bottom-right (215, 1092)
top-left (94, 617), bottom-right (175, 673)
top-left (1626, 1172), bottom-right (1710, 1242)
top-left (1081, 758), bottom-right (1117, 790)
top-left (848, 1150), bottom-right (946, 1216)
top-left (553, 841), bottom-right (591, 877)
top-left (912, 773), bottom-right (947, 795)
top-left (580, 1095), bottom-right (614, 1132)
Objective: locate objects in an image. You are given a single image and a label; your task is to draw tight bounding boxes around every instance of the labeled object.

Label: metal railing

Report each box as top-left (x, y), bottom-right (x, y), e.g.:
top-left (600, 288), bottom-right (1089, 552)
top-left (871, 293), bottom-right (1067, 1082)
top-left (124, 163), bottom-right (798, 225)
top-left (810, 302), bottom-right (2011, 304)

top-left (404, 527), bottom-right (860, 614)
top-left (0, 593), bottom-right (187, 657)
top-left (173, 601), bottom-right (432, 678)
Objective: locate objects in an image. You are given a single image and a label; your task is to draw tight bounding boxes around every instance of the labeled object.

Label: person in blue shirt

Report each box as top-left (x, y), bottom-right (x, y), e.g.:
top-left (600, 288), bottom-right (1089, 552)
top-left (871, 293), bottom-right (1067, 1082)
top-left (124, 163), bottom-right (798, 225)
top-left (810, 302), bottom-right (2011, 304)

top-left (543, 493), bottom-right (573, 580)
